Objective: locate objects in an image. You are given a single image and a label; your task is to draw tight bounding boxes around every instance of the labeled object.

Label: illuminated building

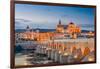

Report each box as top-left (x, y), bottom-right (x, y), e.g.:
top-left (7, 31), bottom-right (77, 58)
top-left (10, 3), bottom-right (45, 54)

top-left (56, 20), bottom-right (64, 33)
top-left (67, 22), bottom-right (81, 39)
top-left (88, 31), bottom-right (94, 38)
top-left (56, 20), bottom-right (81, 39)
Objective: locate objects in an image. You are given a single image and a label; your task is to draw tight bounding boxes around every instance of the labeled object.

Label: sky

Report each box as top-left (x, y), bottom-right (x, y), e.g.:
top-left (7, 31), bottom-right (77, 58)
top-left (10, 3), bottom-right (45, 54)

top-left (15, 3), bottom-right (95, 31)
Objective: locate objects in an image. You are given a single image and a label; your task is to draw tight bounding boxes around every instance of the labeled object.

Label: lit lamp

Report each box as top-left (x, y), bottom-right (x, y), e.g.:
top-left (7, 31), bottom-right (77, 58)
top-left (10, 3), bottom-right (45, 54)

top-left (46, 48), bottom-right (51, 50)
top-left (58, 51), bottom-right (61, 54)
top-left (88, 57), bottom-right (94, 61)
top-left (46, 48), bottom-right (49, 50)
top-left (74, 55), bottom-right (78, 58)
top-left (63, 52), bottom-right (68, 56)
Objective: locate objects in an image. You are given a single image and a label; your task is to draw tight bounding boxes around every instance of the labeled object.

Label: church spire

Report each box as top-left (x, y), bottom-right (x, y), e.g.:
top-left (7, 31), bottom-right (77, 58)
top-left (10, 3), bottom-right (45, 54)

top-left (59, 19), bottom-right (61, 25)
top-left (26, 25), bottom-right (30, 29)
top-left (26, 25), bottom-right (30, 32)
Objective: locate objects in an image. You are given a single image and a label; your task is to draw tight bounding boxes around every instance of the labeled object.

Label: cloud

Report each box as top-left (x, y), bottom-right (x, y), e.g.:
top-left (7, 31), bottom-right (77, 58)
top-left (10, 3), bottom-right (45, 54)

top-left (15, 18), bottom-right (34, 29)
top-left (15, 18), bottom-right (33, 23)
top-left (15, 18), bottom-right (57, 29)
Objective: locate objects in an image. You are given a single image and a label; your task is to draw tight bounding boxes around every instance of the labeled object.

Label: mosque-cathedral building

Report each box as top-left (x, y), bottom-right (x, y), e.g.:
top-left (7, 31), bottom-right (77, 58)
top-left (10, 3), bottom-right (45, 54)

top-left (15, 20), bottom-right (94, 42)
top-left (56, 20), bottom-right (81, 39)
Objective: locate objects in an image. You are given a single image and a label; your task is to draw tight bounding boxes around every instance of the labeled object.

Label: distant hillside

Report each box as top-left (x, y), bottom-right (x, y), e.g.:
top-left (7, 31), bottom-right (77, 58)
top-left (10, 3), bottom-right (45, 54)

top-left (81, 30), bottom-right (94, 33)
top-left (15, 29), bottom-right (55, 33)
top-left (15, 29), bottom-right (26, 33)
top-left (15, 29), bottom-right (94, 33)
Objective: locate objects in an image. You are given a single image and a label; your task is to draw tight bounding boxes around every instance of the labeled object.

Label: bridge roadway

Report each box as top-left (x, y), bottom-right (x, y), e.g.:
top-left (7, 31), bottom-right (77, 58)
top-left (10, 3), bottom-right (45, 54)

top-left (15, 38), bottom-right (94, 50)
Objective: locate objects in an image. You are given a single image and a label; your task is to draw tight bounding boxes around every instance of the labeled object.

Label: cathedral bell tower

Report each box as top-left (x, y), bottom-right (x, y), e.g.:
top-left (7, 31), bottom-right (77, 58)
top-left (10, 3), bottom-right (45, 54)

top-left (26, 25), bottom-right (30, 32)
top-left (56, 20), bottom-right (64, 33)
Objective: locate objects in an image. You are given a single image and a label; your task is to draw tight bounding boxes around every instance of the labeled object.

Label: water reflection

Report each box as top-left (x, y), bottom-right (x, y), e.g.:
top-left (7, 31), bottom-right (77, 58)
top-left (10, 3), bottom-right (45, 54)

top-left (15, 48), bottom-right (54, 66)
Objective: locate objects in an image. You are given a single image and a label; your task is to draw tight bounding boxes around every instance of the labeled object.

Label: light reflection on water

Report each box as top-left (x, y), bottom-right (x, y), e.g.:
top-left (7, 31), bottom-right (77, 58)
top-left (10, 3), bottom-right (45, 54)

top-left (15, 50), bottom-right (35, 65)
top-left (15, 49), bottom-right (53, 66)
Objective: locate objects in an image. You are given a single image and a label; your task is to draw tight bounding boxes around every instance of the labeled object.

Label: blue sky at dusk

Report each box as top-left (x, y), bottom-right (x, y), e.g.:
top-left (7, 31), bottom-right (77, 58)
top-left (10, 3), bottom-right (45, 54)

top-left (15, 4), bottom-right (95, 31)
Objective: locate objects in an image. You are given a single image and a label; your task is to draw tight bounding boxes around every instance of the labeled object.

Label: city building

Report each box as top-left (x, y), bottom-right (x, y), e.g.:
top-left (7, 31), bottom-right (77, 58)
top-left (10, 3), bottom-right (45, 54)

top-left (56, 20), bottom-right (81, 38)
